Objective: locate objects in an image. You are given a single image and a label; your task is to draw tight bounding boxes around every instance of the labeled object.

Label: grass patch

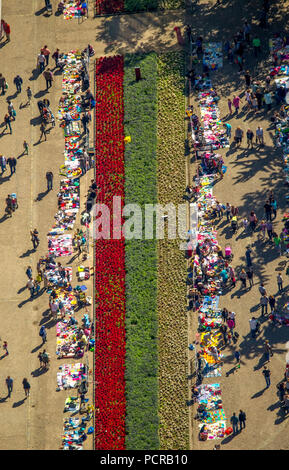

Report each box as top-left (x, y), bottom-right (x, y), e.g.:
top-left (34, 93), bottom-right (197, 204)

top-left (124, 0), bottom-right (184, 11)
top-left (157, 51), bottom-right (189, 450)
top-left (124, 53), bottom-right (159, 450)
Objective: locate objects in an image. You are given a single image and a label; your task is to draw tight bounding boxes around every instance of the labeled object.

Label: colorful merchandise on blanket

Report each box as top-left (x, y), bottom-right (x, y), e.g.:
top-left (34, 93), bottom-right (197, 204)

top-left (56, 320), bottom-right (91, 358)
top-left (48, 234), bottom-right (73, 257)
top-left (63, 1), bottom-right (83, 19)
top-left (196, 384), bottom-right (226, 440)
top-left (198, 89), bottom-right (229, 149)
top-left (203, 43), bottom-right (223, 70)
top-left (94, 55), bottom-right (126, 450)
top-left (57, 363), bottom-right (87, 390)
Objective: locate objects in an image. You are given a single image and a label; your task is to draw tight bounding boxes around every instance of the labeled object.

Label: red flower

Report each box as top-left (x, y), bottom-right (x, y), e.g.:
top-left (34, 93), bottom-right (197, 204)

top-left (94, 56), bottom-right (126, 450)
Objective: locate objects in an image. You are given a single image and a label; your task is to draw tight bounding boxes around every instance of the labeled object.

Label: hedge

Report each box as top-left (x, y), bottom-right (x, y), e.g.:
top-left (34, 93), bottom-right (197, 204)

top-left (124, 53), bottom-right (159, 450)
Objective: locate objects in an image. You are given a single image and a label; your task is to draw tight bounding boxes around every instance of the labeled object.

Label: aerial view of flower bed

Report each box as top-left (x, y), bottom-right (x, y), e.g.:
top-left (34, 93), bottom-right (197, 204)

top-left (94, 51), bottom-right (187, 450)
top-left (95, 0), bottom-right (184, 15)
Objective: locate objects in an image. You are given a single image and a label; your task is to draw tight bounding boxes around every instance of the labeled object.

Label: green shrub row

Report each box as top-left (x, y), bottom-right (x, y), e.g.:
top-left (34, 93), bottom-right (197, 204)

top-left (156, 52), bottom-right (189, 450)
top-left (124, 53), bottom-right (159, 450)
top-left (124, 0), bottom-right (184, 12)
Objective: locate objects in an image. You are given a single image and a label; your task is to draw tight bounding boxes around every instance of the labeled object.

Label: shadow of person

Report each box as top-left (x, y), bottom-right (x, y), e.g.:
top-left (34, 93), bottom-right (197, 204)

top-left (19, 248), bottom-right (35, 258)
top-left (251, 388), bottom-right (267, 399)
top-left (31, 367), bottom-right (48, 377)
top-left (35, 189), bottom-right (49, 202)
top-left (12, 399), bottom-right (26, 408)
top-left (31, 343), bottom-right (43, 354)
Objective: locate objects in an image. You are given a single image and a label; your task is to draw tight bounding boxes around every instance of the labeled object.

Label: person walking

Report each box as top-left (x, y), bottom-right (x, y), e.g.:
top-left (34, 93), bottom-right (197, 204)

top-left (239, 410), bottom-right (246, 430)
top-left (260, 294), bottom-right (269, 316)
top-left (23, 140), bottom-right (29, 155)
top-left (244, 70), bottom-right (251, 87)
top-left (43, 68), bottom-right (53, 90)
top-left (3, 340), bottom-right (8, 356)
top-left (3, 22), bottom-right (10, 42)
top-left (39, 325), bottom-right (47, 344)
top-left (26, 278), bottom-right (35, 298)
top-left (46, 171), bottom-right (53, 191)
top-left (230, 413), bottom-right (239, 435)
top-left (246, 129), bottom-right (254, 148)
top-left (277, 273), bottom-right (283, 292)
top-left (31, 229), bottom-right (40, 250)
top-left (42, 350), bottom-right (50, 369)
top-left (240, 269), bottom-right (247, 289)
top-left (6, 376), bottom-right (13, 397)
top-left (39, 122), bottom-right (47, 142)
top-left (26, 86), bottom-right (32, 105)
top-left (4, 114), bottom-right (12, 134)
top-left (22, 378), bottom-right (31, 398)
top-left (259, 283), bottom-right (267, 296)
top-left (37, 51), bottom-right (45, 73)
top-left (234, 127), bottom-right (243, 147)
top-left (7, 101), bottom-right (16, 121)
top-left (264, 90), bottom-right (272, 111)
top-left (41, 45), bottom-right (51, 67)
top-left (7, 157), bottom-right (16, 176)
top-left (13, 75), bottom-right (23, 93)
top-left (262, 366), bottom-right (271, 388)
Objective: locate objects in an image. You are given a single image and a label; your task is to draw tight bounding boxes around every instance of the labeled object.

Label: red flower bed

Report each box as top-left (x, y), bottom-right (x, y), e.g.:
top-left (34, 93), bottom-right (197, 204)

top-left (95, 0), bottom-right (124, 15)
top-left (94, 55), bottom-right (126, 450)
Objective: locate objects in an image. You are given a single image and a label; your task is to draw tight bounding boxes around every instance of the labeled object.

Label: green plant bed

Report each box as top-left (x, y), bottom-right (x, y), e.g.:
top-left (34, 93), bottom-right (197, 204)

top-left (124, 52), bottom-right (159, 450)
top-left (124, 0), bottom-right (184, 11)
top-left (156, 51), bottom-right (189, 450)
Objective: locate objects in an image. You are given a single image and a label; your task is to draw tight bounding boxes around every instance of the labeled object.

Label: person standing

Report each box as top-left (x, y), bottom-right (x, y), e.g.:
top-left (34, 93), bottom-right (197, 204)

top-left (31, 229), bottom-right (40, 250)
top-left (26, 86), bottom-right (32, 105)
top-left (41, 45), bottom-right (51, 67)
top-left (234, 349), bottom-right (240, 368)
top-left (245, 246), bottom-right (252, 268)
top-left (4, 114), bottom-right (12, 134)
top-left (269, 295), bottom-right (276, 313)
top-left (0, 73), bottom-right (6, 95)
top-left (240, 269), bottom-right (247, 289)
top-left (46, 171), bottom-right (53, 191)
top-left (230, 413), bottom-right (239, 435)
top-left (233, 95), bottom-right (241, 114)
top-left (52, 48), bottom-right (60, 68)
top-left (13, 75), bottom-right (23, 93)
top-left (239, 410), bottom-right (246, 430)
top-left (262, 366), bottom-right (271, 388)
top-left (26, 266), bottom-right (33, 279)
top-left (264, 200), bottom-right (272, 221)
top-left (277, 273), bottom-right (283, 292)
top-left (253, 35), bottom-right (261, 56)
top-left (3, 22), bottom-right (10, 42)
top-left (244, 70), bottom-right (251, 87)
top-left (264, 90), bottom-right (272, 111)
top-left (249, 317), bottom-right (258, 338)
top-left (266, 220), bottom-right (273, 240)
top-left (37, 51), bottom-right (46, 73)
top-left (3, 341), bottom-right (8, 356)
top-left (271, 199), bottom-right (277, 219)
top-left (260, 294), bottom-right (269, 316)
top-left (246, 129), bottom-right (254, 148)
top-left (246, 267), bottom-right (254, 288)
top-left (43, 68), bottom-right (53, 90)
top-left (256, 126), bottom-right (264, 145)
top-left (6, 376), bottom-right (13, 397)
top-left (0, 155), bottom-right (7, 174)
top-left (223, 122), bottom-right (232, 139)
top-left (7, 101), bottom-right (16, 121)
top-left (264, 340), bottom-right (273, 363)
top-left (22, 378), bottom-right (31, 398)
top-left (7, 157), bottom-right (16, 176)
top-left (39, 122), bottom-right (47, 142)
top-left (228, 98), bottom-right (233, 114)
